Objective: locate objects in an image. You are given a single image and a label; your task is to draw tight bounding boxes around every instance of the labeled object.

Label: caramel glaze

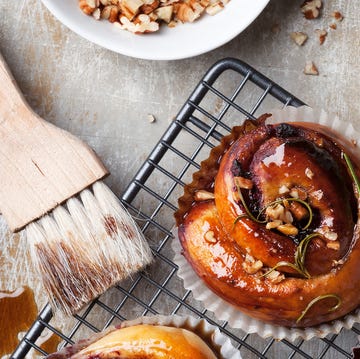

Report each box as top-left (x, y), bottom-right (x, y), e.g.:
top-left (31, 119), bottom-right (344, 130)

top-left (216, 123), bottom-right (356, 276)
top-left (177, 119), bottom-right (360, 327)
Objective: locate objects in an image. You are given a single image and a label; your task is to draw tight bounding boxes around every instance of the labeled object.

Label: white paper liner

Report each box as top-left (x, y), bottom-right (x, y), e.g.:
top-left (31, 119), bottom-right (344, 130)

top-left (172, 106), bottom-right (360, 342)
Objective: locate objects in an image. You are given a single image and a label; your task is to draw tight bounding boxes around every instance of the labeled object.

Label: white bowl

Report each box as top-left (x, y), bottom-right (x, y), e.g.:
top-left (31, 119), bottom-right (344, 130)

top-left (41, 0), bottom-right (270, 60)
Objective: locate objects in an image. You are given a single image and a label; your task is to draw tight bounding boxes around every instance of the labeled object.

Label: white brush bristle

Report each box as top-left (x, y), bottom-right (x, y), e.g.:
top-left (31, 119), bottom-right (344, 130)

top-left (26, 181), bottom-right (153, 315)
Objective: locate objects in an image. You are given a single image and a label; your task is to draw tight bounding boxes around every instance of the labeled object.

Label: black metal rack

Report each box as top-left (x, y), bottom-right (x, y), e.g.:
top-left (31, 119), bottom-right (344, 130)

top-left (12, 58), bottom-right (359, 359)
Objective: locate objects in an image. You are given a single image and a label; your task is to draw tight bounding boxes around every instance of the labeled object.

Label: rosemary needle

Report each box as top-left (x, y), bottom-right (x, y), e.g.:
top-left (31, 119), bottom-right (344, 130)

top-left (296, 294), bottom-right (342, 324)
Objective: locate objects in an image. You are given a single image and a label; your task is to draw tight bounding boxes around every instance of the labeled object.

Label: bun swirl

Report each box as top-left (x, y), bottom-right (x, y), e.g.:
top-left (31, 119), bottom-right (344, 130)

top-left (176, 115), bottom-right (360, 327)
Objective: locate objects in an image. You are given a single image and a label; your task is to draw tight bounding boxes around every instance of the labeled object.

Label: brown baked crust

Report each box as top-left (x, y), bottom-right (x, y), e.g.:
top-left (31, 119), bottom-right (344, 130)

top-left (176, 116), bottom-right (360, 328)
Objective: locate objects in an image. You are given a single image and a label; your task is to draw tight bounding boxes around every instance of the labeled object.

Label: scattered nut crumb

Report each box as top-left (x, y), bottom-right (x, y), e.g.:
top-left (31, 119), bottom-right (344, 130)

top-left (266, 203), bottom-right (293, 224)
top-left (324, 231), bottom-right (338, 241)
top-left (147, 114), bottom-right (156, 123)
top-left (304, 61), bottom-right (319, 75)
top-left (332, 11), bottom-right (343, 21)
top-left (315, 29), bottom-right (327, 44)
top-left (242, 254), bottom-right (263, 274)
top-left (289, 187), bottom-right (307, 200)
top-left (311, 189), bottom-right (323, 200)
top-left (301, 0), bottom-right (322, 20)
top-left (305, 167), bottom-right (314, 179)
top-left (265, 269), bottom-right (285, 284)
top-left (290, 31), bottom-right (308, 46)
top-left (329, 23), bottom-right (337, 30)
top-left (194, 189), bottom-right (215, 201)
top-left (279, 184), bottom-right (290, 195)
top-left (266, 220), bottom-right (282, 230)
top-left (277, 223), bottom-right (299, 236)
top-left (327, 241), bottom-right (340, 250)
top-left (204, 230), bottom-right (217, 244)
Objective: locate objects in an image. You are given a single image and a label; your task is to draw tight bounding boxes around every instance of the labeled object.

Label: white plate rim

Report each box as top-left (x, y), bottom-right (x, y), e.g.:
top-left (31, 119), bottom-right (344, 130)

top-left (41, 0), bottom-right (270, 60)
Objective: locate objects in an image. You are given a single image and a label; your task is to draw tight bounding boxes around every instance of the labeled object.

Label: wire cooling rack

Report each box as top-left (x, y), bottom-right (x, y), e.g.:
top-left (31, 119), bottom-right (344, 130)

top-left (12, 58), bottom-right (360, 359)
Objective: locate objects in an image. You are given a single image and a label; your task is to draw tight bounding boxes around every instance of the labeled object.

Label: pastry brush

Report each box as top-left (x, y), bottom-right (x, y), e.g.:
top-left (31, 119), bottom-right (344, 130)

top-left (0, 53), bottom-right (153, 315)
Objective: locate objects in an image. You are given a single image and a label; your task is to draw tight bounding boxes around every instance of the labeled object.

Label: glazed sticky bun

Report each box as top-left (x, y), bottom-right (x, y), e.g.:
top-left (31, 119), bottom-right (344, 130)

top-left (175, 114), bottom-right (360, 327)
top-left (47, 324), bottom-right (218, 359)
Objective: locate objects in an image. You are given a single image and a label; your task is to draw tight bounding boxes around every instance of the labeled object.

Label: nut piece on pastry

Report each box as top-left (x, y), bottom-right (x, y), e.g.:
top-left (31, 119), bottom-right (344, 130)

top-left (176, 114), bottom-right (360, 328)
top-left (47, 324), bottom-right (218, 359)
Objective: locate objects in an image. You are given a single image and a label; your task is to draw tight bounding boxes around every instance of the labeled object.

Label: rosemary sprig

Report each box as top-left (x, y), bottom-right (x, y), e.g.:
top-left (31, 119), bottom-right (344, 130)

top-left (262, 233), bottom-right (321, 279)
top-left (260, 261), bottom-right (306, 278)
top-left (294, 233), bottom-right (322, 278)
top-left (257, 198), bottom-right (313, 230)
top-left (234, 178), bottom-right (266, 224)
top-left (296, 294), bottom-right (342, 324)
top-left (343, 152), bottom-right (360, 195)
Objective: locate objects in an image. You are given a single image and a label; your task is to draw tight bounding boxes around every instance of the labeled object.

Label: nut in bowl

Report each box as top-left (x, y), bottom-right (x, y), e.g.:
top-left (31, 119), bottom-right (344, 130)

top-left (40, 0), bottom-right (269, 60)
top-left (174, 106), bottom-right (360, 341)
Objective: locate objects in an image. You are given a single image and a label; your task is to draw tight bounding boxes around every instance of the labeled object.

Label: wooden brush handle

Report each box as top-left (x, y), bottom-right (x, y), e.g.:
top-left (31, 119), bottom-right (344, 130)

top-left (0, 53), bottom-right (109, 232)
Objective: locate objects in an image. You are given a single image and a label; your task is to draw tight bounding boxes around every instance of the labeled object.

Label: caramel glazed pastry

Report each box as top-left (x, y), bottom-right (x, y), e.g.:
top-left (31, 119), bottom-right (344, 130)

top-left (46, 324), bottom-right (219, 358)
top-left (176, 114), bottom-right (360, 328)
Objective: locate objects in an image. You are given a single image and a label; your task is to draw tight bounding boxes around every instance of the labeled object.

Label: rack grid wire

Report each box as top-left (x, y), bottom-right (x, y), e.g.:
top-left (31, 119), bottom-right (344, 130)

top-left (12, 57), bottom-right (360, 359)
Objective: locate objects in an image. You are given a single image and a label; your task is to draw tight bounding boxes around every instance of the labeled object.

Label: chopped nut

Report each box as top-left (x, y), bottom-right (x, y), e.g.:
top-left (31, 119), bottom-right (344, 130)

top-left (265, 203), bottom-right (293, 224)
top-left (242, 254), bottom-right (263, 274)
top-left (324, 231), bottom-right (338, 241)
top-left (194, 190), bottom-right (215, 201)
top-left (206, 2), bottom-right (224, 16)
top-left (204, 230), bottom-right (217, 244)
top-left (147, 114), bottom-right (156, 123)
top-left (79, 0), bottom-right (229, 34)
top-left (279, 185), bottom-right (290, 195)
top-left (277, 223), bottom-right (299, 236)
top-left (332, 258), bottom-right (345, 267)
top-left (332, 11), bottom-right (343, 21)
top-left (119, 15), bottom-right (159, 33)
top-left (175, 1), bottom-right (204, 23)
top-left (79, 0), bottom-right (96, 15)
top-left (315, 29), bottom-right (327, 45)
top-left (301, 0), bottom-right (322, 19)
top-left (327, 241), bottom-right (340, 250)
top-left (288, 201), bottom-right (309, 221)
top-left (120, 0), bottom-right (144, 20)
top-left (153, 5), bottom-right (173, 22)
top-left (140, 0), bottom-right (160, 14)
top-left (234, 176), bottom-right (253, 190)
top-left (101, 5), bottom-right (119, 22)
top-left (290, 32), bottom-right (308, 46)
top-left (305, 167), bottom-right (314, 179)
top-left (329, 23), bottom-right (337, 30)
top-left (290, 187), bottom-right (307, 200)
top-left (265, 269), bottom-right (285, 284)
top-left (92, 7), bottom-right (101, 19)
top-left (167, 20), bottom-right (178, 28)
top-left (266, 203), bottom-right (285, 221)
top-left (310, 189), bottom-right (323, 200)
top-left (86, 0), bottom-right (100, 7)
top-left (266, 220), bottom-right (282, 230)
top-left (304, 61), bottom-right (319, 76)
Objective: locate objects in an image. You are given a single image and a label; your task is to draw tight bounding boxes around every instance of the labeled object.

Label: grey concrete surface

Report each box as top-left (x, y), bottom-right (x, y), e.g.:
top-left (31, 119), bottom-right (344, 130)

top-left (0, 0), bottom-right (359, 357)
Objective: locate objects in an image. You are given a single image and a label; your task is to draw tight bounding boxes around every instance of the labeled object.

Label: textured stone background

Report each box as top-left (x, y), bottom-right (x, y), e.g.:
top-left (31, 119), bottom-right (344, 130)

top-left (0, 0), bottom-right (359, 357)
